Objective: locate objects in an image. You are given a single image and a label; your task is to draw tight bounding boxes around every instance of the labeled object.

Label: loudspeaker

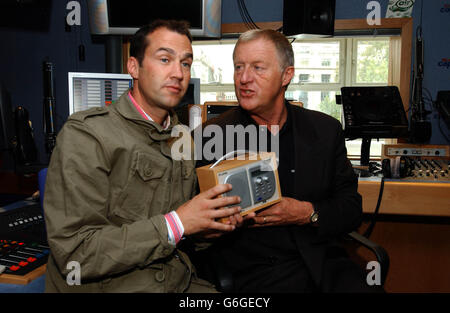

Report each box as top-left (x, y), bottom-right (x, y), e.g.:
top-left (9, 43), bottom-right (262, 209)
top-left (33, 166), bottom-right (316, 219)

top-left (223, 171), bottom-right (252, 209)
top-left (283, 0), bottom-right (336, 37)
top-left (0, 0), bottom-right (52, 31)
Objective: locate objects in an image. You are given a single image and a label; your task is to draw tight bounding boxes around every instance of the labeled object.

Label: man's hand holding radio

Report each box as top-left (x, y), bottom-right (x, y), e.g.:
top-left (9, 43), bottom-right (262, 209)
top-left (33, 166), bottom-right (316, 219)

top-left (176, 184), bottom-right (244, 236)
top-left (252, 197), bottom-right (315, 227)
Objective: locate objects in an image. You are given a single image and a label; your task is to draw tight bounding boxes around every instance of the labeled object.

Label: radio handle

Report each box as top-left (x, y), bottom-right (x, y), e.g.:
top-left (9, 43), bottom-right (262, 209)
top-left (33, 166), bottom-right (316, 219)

top-left (209, 150), bottom-right (258, 169)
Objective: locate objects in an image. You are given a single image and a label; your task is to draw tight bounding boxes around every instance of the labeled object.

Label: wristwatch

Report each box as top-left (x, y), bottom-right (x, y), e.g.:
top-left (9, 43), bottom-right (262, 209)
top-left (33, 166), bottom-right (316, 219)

top-left (310, 208), bottom-right (319, 225)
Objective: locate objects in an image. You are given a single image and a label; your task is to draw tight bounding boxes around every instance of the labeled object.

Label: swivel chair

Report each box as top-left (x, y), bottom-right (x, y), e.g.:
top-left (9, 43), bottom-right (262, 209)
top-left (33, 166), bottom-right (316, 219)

top-left (191, 230), bottom-right (389, 292)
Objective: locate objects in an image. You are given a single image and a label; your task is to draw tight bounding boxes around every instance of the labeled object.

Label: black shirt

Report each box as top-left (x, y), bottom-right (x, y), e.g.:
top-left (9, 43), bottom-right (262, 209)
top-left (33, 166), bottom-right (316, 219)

top-left (209, 102), bottom-right (304, 277)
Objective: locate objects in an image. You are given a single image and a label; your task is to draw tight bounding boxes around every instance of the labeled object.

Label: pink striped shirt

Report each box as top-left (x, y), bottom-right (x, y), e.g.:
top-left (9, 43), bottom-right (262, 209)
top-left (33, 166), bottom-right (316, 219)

top-left (128, 91), bottom-right (170, 129)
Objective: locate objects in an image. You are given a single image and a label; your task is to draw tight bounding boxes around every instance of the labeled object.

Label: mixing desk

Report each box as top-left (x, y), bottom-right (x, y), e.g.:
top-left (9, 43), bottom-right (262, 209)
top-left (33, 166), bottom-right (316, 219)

top-left (381, 144), bottom-right (450, 182)
top-left (357, 144), bottom-right (450, 217)
top-left (407, 158), bottom-right (449, 181)
top-left (0, 199), bottom-right (48, 284)
top-left (0, 239), bottom-right (49, 284)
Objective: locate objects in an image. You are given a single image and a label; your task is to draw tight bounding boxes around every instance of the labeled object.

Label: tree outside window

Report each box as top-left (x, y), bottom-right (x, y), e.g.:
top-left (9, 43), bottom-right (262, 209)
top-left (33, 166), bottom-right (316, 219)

top-left (356, 40), bottom-right (389, 83)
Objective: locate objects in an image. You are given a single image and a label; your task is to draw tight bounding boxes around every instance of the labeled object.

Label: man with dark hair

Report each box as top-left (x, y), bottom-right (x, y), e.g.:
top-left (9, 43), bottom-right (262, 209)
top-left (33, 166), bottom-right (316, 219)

top-left (194, 29), bottom-right (380, 293)
top-left (43, 20), bottom-right (242, 293)
top-left (130, 20), bottom-right (193, 66)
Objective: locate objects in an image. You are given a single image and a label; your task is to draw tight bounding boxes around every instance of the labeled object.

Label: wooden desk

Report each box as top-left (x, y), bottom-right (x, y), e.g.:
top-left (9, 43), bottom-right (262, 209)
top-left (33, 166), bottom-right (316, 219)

top-left (0, 265), bottom-right (46, 285)
top-left (355, 178), bottom-right (450, 292)
top-left (358, 178), bottom-right (450, 217)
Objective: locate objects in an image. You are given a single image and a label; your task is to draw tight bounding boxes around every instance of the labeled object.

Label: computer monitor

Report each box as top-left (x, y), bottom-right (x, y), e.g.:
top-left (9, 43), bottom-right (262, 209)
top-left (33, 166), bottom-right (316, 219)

top-left (68, 73), bottom-right (200, 126)
top-left (68, 72), bottom-right (133, 115)
top-left (340, 86), bottom-right (409, 166)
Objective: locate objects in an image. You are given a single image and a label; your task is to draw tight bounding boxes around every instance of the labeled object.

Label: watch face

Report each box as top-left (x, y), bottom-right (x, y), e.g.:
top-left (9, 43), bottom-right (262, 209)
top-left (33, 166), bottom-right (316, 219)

top-left (311, 212), bottom-right (319, 223)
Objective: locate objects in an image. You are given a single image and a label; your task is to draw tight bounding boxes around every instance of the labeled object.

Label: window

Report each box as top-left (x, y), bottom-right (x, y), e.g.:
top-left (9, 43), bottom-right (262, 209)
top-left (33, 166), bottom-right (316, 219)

top-left (298, 74), bottom-right (310, 82)
top-left (191, 37), bottom-right (392, 159)
top-left (298, 91), bottom-right (309, 107)
top-left (321, 59), bottom-right (331, 67)
top-left (321, 74), bottom-right (331, 83)
top-left (354, 39), bottom-right (389, 84)
top-left (191, 40), bottom-right (236, 102)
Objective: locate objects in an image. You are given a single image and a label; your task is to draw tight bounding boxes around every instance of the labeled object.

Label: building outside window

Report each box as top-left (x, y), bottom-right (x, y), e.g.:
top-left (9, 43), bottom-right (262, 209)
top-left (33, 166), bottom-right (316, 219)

top-left (298, 74), bottom-right (310, 82)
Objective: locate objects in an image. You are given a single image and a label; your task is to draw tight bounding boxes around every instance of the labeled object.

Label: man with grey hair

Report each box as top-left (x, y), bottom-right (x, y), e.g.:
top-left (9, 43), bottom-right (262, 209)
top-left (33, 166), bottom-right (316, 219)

top-left (193, 29), bottom-right (381, 292)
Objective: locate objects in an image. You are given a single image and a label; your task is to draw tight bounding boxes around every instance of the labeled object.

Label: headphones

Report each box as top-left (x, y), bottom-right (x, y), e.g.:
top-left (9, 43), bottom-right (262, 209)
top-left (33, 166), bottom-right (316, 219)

top-left (381, 156), bottom-right (413, 178)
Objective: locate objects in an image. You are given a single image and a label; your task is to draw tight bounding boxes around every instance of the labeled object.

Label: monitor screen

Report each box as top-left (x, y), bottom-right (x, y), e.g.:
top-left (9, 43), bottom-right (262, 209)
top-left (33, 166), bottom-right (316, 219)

top-left (341, 86), bottom-right (409, 139)
top-left (68, 72), bottom-right (133, 115)
top-left (340, 86), bottom-right (409, 166)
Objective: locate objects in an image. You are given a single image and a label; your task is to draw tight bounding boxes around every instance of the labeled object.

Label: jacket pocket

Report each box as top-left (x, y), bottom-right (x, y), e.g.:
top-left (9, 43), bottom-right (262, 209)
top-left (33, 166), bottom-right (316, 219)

top-left (181, 160), bottom-right (195, 201)
top-left (113, 152), bottom-right (169, 222)
top-left (100, 264), bottom-right (166, 293)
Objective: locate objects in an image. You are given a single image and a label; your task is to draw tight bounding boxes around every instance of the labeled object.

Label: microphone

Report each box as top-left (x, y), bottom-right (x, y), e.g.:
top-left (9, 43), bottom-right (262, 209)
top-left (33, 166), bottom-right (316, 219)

top-left (43, 61), bottom-right (56, 155)
top-left (410, 27), bottom-right (431, 143)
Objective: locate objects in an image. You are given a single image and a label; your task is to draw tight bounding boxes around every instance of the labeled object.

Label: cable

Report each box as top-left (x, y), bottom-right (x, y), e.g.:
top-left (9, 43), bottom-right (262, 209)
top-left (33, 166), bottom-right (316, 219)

top-left (241, 0), bottom-right (259, 29)
top-left (419, 0), bottom-right (424, 27)
top-left (236, 0), bottom-right (283, 33)
top-left (237, 0), bottom-right (253, 30)
top-left (363, 176), bottom-right (384, 238)
top-left (237, 0), bottom-right (259, 30)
